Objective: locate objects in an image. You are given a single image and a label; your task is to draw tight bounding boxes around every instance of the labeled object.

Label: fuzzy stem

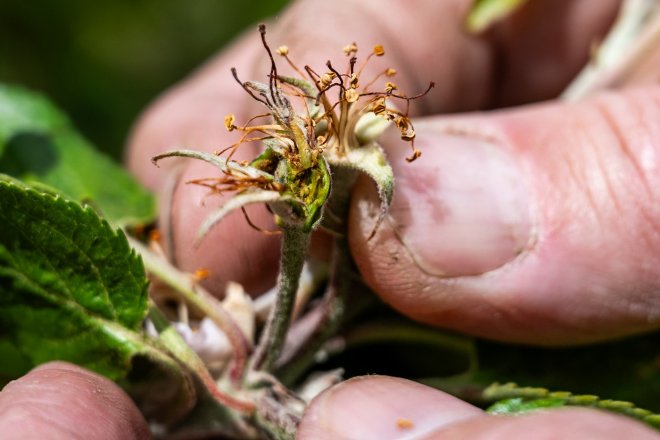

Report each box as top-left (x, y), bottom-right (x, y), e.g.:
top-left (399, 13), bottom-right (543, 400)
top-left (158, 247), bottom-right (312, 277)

top-left (251, 225), bottom-right (311, 372)
top-left (276, 237), bottom-right (350, 385)
top-left (252, 393), bottom-right (301, 440)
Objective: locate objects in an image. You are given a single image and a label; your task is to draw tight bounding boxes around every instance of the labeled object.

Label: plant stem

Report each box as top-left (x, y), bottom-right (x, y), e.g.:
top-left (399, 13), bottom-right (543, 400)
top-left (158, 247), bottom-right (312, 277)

top-left (148, 302), bottom-right (256, 414)
top-left (276, 237), bottom-right (350, 385)
top-left (129, 236), bottom-right (251, 382)
top-left (252, 388), bottom-right (303, 440)
top-left (250, 225), bottom-right (311, 373)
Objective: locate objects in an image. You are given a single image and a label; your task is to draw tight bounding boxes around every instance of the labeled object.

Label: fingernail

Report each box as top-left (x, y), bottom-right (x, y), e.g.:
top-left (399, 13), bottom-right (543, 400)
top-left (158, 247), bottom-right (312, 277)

top-left (389, 130), bottom-right (532, 276)
top-left (298, 376), bottom-right (482, 440)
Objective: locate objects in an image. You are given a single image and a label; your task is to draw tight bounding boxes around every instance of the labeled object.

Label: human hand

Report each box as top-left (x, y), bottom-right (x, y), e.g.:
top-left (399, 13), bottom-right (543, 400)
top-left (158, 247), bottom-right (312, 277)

top-left (0, 362), bottom-right (149, 440)
top-left (125, 0), bottom-right (660, 437)
top-left (128, 0), bottom-right (660, 345)
top-left (1, 369), bottom-right (656, 440)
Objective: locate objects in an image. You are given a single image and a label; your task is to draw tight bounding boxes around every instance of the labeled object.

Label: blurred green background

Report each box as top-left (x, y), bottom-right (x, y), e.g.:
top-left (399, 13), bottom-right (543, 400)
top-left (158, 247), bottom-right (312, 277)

top-left (0, 0), bottom-right (289, 160)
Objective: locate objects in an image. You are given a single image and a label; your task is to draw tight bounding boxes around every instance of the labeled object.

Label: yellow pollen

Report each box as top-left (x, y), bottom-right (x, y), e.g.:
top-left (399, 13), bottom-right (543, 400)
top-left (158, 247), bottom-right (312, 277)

top-left (343, 42), bottom-right (358, 55)
top-left (345, 88), bottom-right (359, 103)
top-left (224, 114), bottom-right (236, 131)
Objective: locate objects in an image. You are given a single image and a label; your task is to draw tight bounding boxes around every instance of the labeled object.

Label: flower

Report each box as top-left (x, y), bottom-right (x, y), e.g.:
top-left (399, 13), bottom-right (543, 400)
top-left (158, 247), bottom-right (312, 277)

top-left (154, 24), bottom-right (434, 238)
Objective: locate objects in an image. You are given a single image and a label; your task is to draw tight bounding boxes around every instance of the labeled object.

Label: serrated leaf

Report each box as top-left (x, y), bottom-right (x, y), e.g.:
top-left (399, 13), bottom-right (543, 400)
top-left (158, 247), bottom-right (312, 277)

top-left (0, 176), bottom-right (200, 423)
top-left (483, 382), bottom-right (660, 429)
top-left (487, 397), bottom-right (566, 414)
top-left (0, 175), bottom-right (148, 377)
top-left (466, 0), bottom-right (528, 33)
top-left (0, 84), bottom-right (155, 226)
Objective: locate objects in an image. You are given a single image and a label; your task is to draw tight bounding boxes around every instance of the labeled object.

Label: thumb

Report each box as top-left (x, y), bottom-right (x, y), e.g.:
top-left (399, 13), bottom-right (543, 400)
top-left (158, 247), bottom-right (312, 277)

top-left (349, 86), bottom-right (660, 344)
top-left (297, 376), bottom-right (658, 440)
top-left (0, 362), bottom-right (150, 439)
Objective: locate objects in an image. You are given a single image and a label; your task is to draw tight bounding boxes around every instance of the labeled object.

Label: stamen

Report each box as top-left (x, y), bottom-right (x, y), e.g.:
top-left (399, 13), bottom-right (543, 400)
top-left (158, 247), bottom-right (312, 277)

top-left (326, 61), bottom-right (345, 90)
top-left (345, 88), bottom-right (359, 103)
top-left (343, 42), bottom-right (358, 56)
top-left (241, 113), bottom-right (272, 128)
top-left (193, 268), bottom-right (211, 281)
top-left (216, 134), bottom-right (274, 160)
top-left (362, 68), bottom-right (396, 92)
top-left (276, 48), bottom-right (307, 79)
top-left (224, 114), bottom-right (236, 131)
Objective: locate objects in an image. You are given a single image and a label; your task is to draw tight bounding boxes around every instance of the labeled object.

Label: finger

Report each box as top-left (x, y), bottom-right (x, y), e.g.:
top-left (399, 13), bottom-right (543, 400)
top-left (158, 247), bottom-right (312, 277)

top-left (126, 0), bottom-right (618, 295)
top-left (487, 0), bottom-right (620, 106)
top-left (297, 376), bottom-right (658, 440)
top-left (349, 86), bottom-right (660, 344)
top-left (0, 362), bottom-right (150, 440)
top-left (297, 375), bottom-right (482, 440)
top-left (128, 30), bottom-right (282, 294)
top-left (433, 408), bottom-right (659, 439)
top-left (129, 0), bottom-right (620, 182)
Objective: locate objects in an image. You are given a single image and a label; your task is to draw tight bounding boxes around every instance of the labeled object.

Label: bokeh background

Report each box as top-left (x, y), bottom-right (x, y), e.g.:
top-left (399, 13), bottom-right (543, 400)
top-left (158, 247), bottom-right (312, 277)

top-left (0, 0), bottom-right (289, 159)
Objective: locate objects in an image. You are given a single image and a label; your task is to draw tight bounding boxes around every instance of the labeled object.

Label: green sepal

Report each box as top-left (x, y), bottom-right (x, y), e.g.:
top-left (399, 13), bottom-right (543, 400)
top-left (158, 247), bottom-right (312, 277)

top-left (250, 146), bottom-right (281, 174)
top-left (325, 143), bottom-right (393, 237)
top-left (198, 189), bottom-right (303, 242)
top-left (153, 148), bottom-right (275, 181)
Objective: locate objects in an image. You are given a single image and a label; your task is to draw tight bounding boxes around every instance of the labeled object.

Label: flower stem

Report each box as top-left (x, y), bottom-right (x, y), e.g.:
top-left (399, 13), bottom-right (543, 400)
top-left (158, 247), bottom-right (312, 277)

top-left (276, 237), bottom-right (350, 385)
top-left (250, 225), bottom-right (311, 373)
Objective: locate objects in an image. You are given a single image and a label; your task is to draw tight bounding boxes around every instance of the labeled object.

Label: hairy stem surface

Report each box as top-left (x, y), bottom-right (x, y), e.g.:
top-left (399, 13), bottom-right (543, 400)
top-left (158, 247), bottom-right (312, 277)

top-left (251, 226), bottom-right (311, 372)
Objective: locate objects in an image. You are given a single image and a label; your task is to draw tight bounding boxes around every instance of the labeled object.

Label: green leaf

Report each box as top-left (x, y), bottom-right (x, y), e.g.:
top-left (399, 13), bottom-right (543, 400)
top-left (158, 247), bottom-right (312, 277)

top-left (0, 176), bottom-right (200, 423)
top-left (0, 84), bottom-right (155, 226)
top-left (487, 397), bottom-right (566, 414)
top-left (466, 0), bottom-right (528, 33)
top-left (484, 382), bottom-right (660, 430)
top-left (0, 175), bottom-right (149, 378)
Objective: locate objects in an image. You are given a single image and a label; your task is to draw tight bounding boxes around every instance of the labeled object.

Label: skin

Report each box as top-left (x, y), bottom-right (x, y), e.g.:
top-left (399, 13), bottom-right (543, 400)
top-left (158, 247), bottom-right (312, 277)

top-left (2, 0), bottom-right (660, 438)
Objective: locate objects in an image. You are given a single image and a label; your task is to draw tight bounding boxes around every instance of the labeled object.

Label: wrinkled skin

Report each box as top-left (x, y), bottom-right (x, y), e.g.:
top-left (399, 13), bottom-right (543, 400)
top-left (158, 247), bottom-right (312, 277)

top-left (3, 0), bottom-right (660, 438)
